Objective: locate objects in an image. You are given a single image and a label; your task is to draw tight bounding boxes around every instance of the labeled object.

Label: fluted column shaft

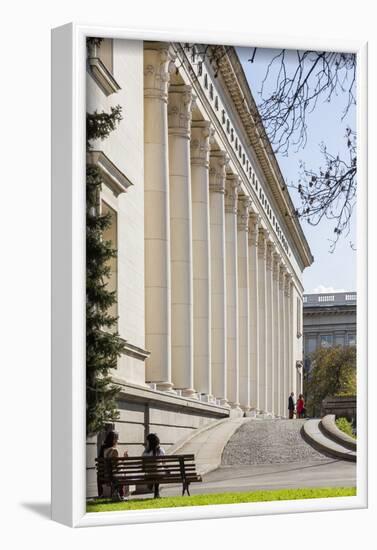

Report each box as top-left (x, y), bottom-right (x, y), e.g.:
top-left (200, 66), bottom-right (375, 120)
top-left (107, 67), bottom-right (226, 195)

top-left (191, 121), bottom-right (212, 397)
top-left (144, 43), bottom-right (173, 390)
top-left (257, 228), bottom-right (268, 413)
top-left (286, 276), bottom-right (292, 400)
top-left (237, 197), bottom-right (251, 411)
top-left (279, 266), bottom-right (286, 416)
top-left (266, 242), bottom-right (274, 415)
top-left (248, 214), bottom-right (259, 411)
top-left (209, 151), bottom-right (228, 404)
top-left (272, 255), bottom-right (280, 416)
top-left (225, 175), bottom-right (240, 408)
top-left (168, 84), bottom-right (195, 396)
top-left (283, 272), bottom-right (290, 415)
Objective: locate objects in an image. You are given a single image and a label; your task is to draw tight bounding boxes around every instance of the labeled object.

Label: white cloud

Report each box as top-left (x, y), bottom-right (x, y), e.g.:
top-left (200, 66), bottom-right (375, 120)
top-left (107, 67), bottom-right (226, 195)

top-left (310, 285), bottom-right (346, 294)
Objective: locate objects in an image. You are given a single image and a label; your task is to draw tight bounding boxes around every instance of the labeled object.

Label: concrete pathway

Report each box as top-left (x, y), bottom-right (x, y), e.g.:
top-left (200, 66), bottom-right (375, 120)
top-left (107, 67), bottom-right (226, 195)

top-left (159, 459), bottom-right (356, 496)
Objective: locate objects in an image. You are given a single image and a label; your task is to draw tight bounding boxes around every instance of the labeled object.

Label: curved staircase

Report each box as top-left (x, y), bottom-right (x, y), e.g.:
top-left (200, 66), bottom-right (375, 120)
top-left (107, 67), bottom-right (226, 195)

top-left (302, 415), bottom-right (356, 462)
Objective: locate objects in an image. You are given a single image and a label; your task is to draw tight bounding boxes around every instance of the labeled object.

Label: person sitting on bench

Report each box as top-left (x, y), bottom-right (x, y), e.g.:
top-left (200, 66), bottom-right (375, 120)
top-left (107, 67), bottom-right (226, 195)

top-left (142, 433), bottom-right (165, 498)
top-left (99, 430), bottom-right (129, 499)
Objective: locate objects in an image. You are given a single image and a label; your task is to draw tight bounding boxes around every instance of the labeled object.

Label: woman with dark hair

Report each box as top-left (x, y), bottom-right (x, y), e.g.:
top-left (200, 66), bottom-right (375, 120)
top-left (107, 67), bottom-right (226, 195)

top-left (142, 433), bottom-right (165, 498)
top-left (98, 430), bottom-right (129, 499)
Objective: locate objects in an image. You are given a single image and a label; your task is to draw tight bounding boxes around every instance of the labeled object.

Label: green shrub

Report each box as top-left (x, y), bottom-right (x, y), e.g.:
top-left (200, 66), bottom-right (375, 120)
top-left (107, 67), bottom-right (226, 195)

top-left (335, 417), bottom-right (356, 439)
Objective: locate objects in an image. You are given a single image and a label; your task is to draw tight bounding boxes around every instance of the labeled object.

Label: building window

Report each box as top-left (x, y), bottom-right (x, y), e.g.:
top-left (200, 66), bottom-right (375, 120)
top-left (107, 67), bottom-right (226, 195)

top-left (226, 119), bottom-right (230, 133)
top-left (214, 96), bottom-right (219, 110)
top-left (335, 334), bottom-right (345, 346)
top-left (204, 74), bottom-right (208, 89)
top-left (222, 110), bottom-right (226, 124)
top-left (198, 62), bottom-right (203, 76)
top-left (101, 201), bottom-right (118, 324)
top-left (347, 333), bottom-right (356, 346)
top-left (210, 83), bottom-right (214, 100)
top-left (305, 336), bottom-right (317, 355)
top-left (87, 38), bottom-right (120, 96)
top-left (320, 334), bottom-right (333, 348)
top-left (230, 128), bottom-right (234, 142)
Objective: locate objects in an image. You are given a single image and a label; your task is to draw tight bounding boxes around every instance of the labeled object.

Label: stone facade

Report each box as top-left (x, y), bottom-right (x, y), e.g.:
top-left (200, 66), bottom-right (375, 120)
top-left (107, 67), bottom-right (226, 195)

top-left (86, 39), bottom-right (313, 496)
top-left (303, 292), bottom-right (357, 372)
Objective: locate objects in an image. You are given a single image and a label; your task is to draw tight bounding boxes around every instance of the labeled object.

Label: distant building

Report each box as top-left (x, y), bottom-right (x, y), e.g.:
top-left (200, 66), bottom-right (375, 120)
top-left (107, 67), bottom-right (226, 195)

top-left (303, 292), bottom-right (357, 371)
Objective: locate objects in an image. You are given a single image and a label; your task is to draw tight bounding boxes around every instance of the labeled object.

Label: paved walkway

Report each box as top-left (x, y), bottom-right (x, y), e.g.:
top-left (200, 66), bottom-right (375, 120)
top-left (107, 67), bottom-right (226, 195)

top-left (159, 459), bottom-right (356, 496)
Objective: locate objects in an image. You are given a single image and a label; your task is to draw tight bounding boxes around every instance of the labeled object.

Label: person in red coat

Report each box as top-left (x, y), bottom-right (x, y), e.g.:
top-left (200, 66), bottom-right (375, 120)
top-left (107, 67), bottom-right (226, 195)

top-left (296, 394), bottom-right (305, 418)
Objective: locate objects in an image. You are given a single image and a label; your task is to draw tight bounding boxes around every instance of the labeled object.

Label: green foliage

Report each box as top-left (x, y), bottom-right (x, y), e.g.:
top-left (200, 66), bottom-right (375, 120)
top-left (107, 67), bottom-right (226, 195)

top-left (305, 346), bottom-right (356, 417)
top-left (86, 106), bottom-right (125, 437)
top-left (336, 417), bottom-right (356, 439)
top-left (86, 487), bottom-right (356, 512)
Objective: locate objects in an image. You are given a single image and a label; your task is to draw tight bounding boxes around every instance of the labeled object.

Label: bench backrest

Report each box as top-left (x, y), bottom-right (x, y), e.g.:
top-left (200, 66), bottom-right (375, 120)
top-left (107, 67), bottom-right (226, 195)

top-left (96, 454), bottom-right (199, 484)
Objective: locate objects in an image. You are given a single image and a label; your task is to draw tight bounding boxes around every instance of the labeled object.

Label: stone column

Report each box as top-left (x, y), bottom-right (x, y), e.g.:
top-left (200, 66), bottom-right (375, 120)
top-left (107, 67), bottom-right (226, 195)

top-left (168, 84), bottom-right (195, 396)
top-left (283, 271), bottom-right (290, 414)
top-left (272, 253), bottom-right (281, 416)
top-left (266, 241), bottom-right (275, 415)
top-left (286, 275), bottom-right (293, 400)
top-left (248, 213), bottom-right (260, 411)
top-left (257, 228), bottom-right (268, 413)
top-left (237, 196), bottom-right (251, 411)
top-left (279, 265), bottom-right (286, 416)
top-left (209, 151), bottom-right (228, 405)
top-left (144, 43), bottom-right (174, 390)
top-left (191, 120), bottom-right (212, 398)
top-left (225, 174), bottom-right (240, 410)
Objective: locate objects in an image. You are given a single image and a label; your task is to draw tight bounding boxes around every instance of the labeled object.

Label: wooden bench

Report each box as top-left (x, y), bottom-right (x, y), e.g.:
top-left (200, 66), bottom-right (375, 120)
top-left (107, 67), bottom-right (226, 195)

top-left (95, 454), bottom-right (202, 499)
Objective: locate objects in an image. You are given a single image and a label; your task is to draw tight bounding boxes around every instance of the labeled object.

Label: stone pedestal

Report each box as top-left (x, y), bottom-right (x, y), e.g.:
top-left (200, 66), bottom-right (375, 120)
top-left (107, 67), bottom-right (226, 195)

top-left (168, 84), bottom-right (195, 397)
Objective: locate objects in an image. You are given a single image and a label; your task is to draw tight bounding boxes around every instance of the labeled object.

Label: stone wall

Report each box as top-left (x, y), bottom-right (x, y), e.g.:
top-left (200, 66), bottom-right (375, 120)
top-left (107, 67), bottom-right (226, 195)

top-left (321, 396), bottom-right (357, 424)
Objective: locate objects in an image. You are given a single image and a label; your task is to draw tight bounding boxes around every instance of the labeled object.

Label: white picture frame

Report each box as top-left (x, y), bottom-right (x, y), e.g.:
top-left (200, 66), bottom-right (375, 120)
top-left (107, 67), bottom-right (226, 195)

top-left (51, 23), bottom-right (368, 528)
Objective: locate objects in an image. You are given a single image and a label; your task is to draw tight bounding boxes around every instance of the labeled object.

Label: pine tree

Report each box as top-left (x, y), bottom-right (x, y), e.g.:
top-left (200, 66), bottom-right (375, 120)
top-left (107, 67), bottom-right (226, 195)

top-left (86, 105), bottom-right (125, 436)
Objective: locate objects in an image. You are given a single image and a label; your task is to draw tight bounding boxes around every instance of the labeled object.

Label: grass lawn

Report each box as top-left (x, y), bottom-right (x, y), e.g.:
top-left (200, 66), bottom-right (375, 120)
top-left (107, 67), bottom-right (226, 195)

top-left (87, 487), bottom-right (356, 512)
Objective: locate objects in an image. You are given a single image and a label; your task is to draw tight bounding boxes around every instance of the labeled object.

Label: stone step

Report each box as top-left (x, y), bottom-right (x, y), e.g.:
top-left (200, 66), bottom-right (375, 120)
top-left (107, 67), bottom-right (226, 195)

top-left (302, 419), bottom-right (356, 462)
top-left (320, 414), bottom-right (357, 451)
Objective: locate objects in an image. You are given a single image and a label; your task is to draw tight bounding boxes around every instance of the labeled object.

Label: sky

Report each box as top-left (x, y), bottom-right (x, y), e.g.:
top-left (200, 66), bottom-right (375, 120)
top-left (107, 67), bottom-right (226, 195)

top-left (237, 47), bottom-right (357, 294)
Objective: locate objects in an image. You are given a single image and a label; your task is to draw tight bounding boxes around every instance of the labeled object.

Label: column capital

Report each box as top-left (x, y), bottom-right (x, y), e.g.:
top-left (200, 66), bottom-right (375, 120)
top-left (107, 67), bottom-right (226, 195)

top-left (237, 196), bottom-right (252, 231)
top-left (144, 42), bottom-right (175, 103)
top-left (191, 120), bottom-right (213, 168)
top-left (266, 241), bottom-right (276, 271)
top-left (209, 151), bottom-right (229, 194)
top-left (248, 212), bottom-right (260, 246)
top-left (257, 227), bottom-right (268, 259)
top-left (168, 84), bottom-right (193, 139)
top-left (225, 174), bottom-right (240, 214)
top-left (272, 252), bottom-right (281, 280)
top-left (284, 272), bottom-right (293, 296)
top-left (279, 264), bottom-right (287, 290)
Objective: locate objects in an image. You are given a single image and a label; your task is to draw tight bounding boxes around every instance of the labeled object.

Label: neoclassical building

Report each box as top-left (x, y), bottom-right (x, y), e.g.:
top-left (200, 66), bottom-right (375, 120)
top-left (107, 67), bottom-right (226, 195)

top-left (86, 39), bottom-right (313, 495)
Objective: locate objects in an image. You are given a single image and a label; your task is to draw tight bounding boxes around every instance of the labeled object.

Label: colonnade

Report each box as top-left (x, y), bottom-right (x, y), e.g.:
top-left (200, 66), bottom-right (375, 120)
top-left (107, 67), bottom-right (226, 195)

top-left (143, 42), bottom-right (296, 415)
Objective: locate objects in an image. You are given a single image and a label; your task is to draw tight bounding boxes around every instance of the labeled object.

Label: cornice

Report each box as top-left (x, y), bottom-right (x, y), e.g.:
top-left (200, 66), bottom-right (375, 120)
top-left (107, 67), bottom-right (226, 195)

top-left (216, 47), bottom-right (314, 269)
